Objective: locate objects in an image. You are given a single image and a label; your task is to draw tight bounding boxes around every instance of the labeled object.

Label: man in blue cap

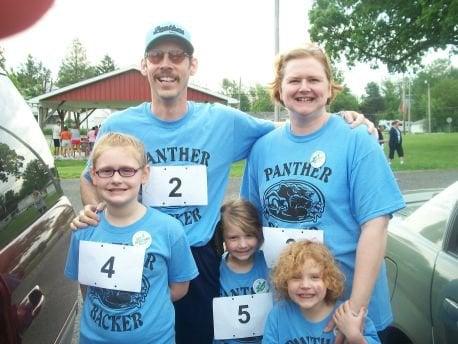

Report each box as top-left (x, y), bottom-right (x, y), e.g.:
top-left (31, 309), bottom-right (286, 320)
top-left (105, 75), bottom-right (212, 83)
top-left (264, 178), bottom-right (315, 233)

top-left (74, 21), bottom-right (372, 343)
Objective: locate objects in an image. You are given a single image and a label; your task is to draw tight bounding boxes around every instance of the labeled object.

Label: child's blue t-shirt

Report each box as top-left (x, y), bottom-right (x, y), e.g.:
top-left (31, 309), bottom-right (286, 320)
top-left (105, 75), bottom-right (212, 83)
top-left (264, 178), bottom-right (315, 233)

top-left (262, 300), bottom-right (380, 344)
top-left (215, 250), bottom-right (270, 344)
top-left (64, 207), bottom-right (198, 344)
top-left (241, 115), bottom-right (405, 330)
top-left (219, 250), bottom-right (270, 297)
top-left (86, 101), bottom-right (275, 247)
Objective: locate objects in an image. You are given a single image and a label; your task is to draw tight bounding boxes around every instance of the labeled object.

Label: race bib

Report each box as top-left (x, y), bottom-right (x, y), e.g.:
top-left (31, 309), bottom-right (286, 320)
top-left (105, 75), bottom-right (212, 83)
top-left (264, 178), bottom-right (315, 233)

top-left (142, 165), bottom-right (208, 206)
top-left (78, 241), bottom-right (145, 292)
top-left (213, 293), bottom-right (273, 340)
top-left (262, 227), bottom-right (324, 268)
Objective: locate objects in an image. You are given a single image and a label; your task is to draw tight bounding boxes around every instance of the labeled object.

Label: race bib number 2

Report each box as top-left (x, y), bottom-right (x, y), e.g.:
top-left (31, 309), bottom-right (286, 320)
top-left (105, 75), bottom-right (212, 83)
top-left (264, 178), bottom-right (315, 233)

top-left (78, 241), bottom-right (145, 292)
top-left (262, 227), bottom-right (324, 268)
top-left (142, 165), bottom-right (208, 206)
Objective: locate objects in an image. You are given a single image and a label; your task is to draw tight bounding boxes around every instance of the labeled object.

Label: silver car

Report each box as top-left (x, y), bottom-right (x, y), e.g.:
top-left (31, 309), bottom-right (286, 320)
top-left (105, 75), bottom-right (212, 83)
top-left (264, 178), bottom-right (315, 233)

top-left (385, 182), bottom-right (458, 344)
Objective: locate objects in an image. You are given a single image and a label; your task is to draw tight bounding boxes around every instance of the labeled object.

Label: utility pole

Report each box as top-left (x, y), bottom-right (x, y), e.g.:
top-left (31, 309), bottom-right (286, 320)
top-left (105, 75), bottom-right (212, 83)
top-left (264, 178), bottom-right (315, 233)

top-left (407, 79), bottom-right (411, 133)
top-left (425, 80), bottom-right (431, 133)
top-left (274, 0), bottom-right (280, 122)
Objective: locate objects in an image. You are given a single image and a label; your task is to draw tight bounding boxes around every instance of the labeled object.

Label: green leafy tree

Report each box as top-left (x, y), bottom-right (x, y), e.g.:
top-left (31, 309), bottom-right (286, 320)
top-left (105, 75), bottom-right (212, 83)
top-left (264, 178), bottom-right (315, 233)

top-left (360, 82), bottom-right (385, 115)
top-left (19, 159), bottom-right (50, 198)
top-left (249, 84), bottom-right (274, 112)
top-left (96, 54), bottom-right (116, 75)
top-left (309, 0), bottom-right (458, 72)
top-left (221, 78), bottom-right (250, 111)
top-left (330, 87), bottom-right (359, 113)
top-left (381, 80), bottom-right (401, 120)
top-left (410, 59), bottom-right (456, 124)
top-left (0, 143), bottom-right (25, 182)
top-left (431, 77), bottom-right (458, 131)
top-left (57, 38), bottom-right (96, 87)
top-left (9, 54), bottom-right (52, 99)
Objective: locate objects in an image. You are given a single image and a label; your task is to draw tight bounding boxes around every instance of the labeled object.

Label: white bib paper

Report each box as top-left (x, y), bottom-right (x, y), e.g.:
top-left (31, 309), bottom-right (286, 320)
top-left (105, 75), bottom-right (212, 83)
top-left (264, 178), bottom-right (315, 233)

top-left (78, 241), bottom-right (145, 292)
top-left (143, 165), bottom-right (208, 206)
top-left (213, 293), bottom-right (273, 340)
top-left (262, 227), bottom-right (324, 268)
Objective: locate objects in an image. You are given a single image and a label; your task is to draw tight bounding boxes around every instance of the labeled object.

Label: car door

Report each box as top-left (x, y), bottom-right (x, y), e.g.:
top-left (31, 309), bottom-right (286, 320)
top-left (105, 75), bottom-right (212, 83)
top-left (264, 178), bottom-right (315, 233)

top-left (431, 202), bottom-right (458, 343)
top-left (0, 71), bottom-right (78, 344)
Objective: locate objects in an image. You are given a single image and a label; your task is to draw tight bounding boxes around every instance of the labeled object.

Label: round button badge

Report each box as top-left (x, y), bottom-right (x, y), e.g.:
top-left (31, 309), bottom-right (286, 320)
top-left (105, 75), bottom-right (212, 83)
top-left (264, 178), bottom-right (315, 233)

top-left (310, 150), bottom-right (326, 168)
top-left (132, 231), bottom-right (152, 249)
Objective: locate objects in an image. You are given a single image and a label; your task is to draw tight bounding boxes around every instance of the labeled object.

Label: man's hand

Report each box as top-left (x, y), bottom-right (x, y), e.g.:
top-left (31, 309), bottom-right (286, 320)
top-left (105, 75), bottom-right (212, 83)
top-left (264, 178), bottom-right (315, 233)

top-left (340, 111), bottom-right (377, 138)
top-left (334, 301), bottom-right (366, 344)
top-left (70, 202), bottom-right (105, 230)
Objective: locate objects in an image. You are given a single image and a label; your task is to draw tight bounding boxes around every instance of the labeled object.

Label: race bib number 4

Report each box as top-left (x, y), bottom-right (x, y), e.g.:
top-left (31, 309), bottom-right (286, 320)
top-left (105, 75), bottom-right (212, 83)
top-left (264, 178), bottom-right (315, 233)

top-left (262, 227), bottom-right (324, 268)
top-left (213, 293), bottom-right (273, 340)
top-left (142, 165), bottom-right (208, 206)
top-left (78, 241), bottom-right (145, 292)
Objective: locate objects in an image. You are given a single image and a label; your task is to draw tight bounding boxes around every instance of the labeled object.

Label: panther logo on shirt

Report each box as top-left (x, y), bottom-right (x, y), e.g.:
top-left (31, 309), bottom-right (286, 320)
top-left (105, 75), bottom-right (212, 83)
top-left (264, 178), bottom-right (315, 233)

top-left (263, 180), bottom-right (325, 223)
top-left (89, 275), bottom-right (150, 310)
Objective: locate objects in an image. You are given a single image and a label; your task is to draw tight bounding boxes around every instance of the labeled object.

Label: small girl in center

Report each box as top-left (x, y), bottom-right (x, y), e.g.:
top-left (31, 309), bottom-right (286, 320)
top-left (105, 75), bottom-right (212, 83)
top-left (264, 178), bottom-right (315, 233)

top-left (262, 240), bottom-right (380, 344)
top-left (214, 199), bottom-right (270, 344)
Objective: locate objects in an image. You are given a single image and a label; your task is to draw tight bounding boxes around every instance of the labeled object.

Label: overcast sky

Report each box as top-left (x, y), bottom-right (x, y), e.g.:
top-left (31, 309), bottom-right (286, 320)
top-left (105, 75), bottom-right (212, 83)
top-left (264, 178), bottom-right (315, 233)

top-left (1, 0), bottom-right (455, 97)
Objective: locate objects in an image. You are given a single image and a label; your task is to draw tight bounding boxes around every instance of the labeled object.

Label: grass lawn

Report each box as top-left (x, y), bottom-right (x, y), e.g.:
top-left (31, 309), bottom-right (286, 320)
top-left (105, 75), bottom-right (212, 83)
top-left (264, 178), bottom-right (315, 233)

top-left (385, 133), bottom-right (458, 170)
top-left (55, 133), bottom-right (458, 179)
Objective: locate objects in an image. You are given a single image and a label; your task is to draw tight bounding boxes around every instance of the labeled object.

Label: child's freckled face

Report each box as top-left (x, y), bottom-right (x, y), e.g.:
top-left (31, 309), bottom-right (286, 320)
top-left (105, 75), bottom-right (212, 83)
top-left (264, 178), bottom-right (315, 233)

top-left (287, 259), bottom-right (327, 312)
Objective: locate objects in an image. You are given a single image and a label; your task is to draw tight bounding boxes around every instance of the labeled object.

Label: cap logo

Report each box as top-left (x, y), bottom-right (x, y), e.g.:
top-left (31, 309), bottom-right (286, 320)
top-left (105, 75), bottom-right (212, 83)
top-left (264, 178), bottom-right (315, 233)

top-left (153, 24), bottom-right (184, 35)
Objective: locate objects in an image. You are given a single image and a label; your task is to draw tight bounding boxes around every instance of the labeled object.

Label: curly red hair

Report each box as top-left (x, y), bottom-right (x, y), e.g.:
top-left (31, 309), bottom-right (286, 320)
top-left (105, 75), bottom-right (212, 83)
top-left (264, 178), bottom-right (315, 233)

top-left (271, 240), bottom-right (345, 304)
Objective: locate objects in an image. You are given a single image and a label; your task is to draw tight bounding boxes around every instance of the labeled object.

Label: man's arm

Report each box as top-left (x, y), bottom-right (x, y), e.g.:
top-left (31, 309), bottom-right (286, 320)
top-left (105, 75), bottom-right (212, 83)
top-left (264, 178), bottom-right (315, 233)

top-left (350, 216), bottom-right (389, 312)
top-left (70, 174), bottom-right (103, 230)
top-left (80, 174), bottom-right (100, 206)
top-left (170, 281), bottom-right (190, 302)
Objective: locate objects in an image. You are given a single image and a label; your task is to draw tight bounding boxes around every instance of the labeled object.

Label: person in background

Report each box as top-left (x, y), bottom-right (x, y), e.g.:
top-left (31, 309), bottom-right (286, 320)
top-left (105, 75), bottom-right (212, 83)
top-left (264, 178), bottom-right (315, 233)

top-left (87, 126), bottom-right (98, 154)
top-left (60, 126), bottom-right (72, 158)
top-left (241, 44), bottom-right (405, 343)
top-left (52, 120), bottom-right (61, 158)
top-left (70, 127), bottom-right (82, 158)
top-left (64, 132), bottom-right (198, 344)
top-left (388, 120), bottom-right (404, 164)
top-left (262, 240), bottom-right (380, 344)
top-left (377, 124), bottom-right (385, 150)
top-left (214, 199), bottom-right (269, 344)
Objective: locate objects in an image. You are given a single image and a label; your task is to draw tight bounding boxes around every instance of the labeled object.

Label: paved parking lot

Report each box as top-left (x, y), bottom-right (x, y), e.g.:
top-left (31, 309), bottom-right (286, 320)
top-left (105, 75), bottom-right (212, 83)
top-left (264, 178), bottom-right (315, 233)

top-left (61, 169), bottom-right (458, 214)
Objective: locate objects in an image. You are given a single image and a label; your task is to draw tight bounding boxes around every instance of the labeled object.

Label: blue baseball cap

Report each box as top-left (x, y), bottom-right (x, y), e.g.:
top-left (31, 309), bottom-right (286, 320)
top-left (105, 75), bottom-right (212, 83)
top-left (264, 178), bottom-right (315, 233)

top-left (144, 21), bottom-right (194, 54)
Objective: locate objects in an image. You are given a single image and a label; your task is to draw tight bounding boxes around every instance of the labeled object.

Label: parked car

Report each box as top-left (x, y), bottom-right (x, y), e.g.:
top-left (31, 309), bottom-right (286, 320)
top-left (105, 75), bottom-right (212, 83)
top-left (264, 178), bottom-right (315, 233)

top-left (385, 182), bottom-right (458, 344)
top-left (0, 69), bottom-right (78, 343)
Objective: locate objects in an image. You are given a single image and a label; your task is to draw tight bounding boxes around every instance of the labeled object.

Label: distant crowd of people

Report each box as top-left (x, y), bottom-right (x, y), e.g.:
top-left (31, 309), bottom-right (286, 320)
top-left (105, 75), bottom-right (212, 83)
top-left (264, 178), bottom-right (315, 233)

top-left (52, 121), bottom-right (99, 159)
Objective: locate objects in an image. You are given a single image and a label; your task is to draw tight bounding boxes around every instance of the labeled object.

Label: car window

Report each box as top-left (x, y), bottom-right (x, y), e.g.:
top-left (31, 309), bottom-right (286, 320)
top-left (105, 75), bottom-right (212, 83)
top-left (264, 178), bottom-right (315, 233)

top-left (0, 73), bottom-right (61, 250)
top-left (444, 203), bottom-right (458, 256)
top-left (0, 128), bottom-right (62, 250)
top-left (402, 182), bottom-right (458, 247)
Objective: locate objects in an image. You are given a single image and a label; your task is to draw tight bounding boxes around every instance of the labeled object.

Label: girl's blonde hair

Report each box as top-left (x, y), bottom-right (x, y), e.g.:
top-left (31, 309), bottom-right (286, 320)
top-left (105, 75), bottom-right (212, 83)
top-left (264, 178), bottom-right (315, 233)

top-left (215, 199), bottom-right (263, 255)
top-left (91, 132), bottom-right (147, 167)
top-left (271, 240), bottom-right (344, 304)
top-left (269, 43), bottom-right (343, 106)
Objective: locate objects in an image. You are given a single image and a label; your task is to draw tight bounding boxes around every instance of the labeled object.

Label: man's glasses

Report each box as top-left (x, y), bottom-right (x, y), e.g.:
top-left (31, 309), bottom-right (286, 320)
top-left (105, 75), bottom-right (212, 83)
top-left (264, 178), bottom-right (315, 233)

top-left (145, 49), bottom-right (190, 64)
top-left (95, 167), bottom-right (141, 178)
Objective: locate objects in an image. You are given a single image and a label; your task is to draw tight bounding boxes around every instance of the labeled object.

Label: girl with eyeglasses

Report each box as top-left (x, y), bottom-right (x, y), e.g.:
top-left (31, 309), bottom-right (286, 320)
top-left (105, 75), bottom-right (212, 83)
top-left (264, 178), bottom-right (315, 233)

top-left (64, 132), bottom-right (198, 344)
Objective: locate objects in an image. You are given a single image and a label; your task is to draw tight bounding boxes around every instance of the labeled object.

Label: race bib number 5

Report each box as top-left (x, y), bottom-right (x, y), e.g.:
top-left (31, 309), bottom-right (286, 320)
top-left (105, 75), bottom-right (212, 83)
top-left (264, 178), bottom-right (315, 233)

top-left (213, 293), bottom-right (273, 340)
top-left (78, 241), bottom-right (145, 292)
top-left (142, 165), bottom-right (208, 206)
